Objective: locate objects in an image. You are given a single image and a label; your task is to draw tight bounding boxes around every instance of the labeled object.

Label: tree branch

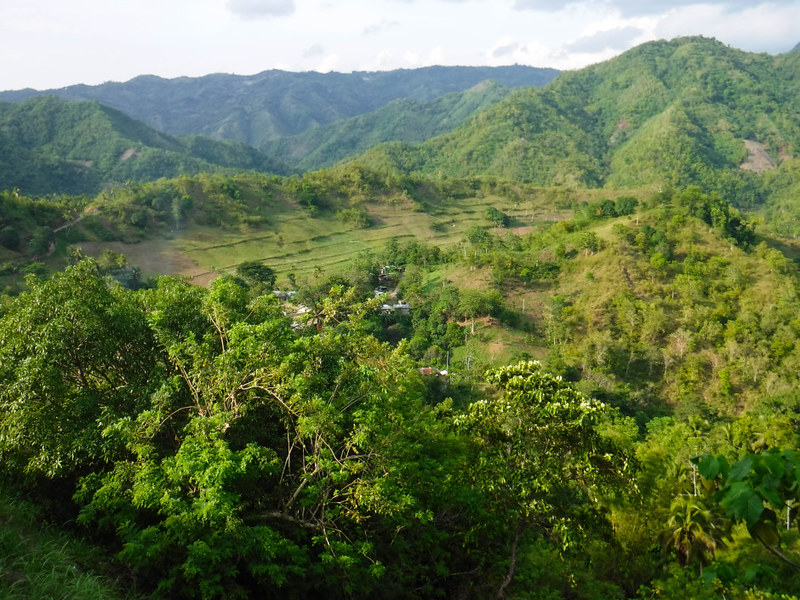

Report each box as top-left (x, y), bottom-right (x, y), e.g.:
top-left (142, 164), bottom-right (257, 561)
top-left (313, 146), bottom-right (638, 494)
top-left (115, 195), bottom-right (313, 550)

top-left (252, 511), bottom-right (323, 532)
top-left (753, 532), bottom-right (800, 572)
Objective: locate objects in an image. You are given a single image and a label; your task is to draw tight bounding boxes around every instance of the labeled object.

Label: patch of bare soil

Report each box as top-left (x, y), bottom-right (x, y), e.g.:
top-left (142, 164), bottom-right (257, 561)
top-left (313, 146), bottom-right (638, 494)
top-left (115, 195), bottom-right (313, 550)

top-left (119, 148), bottom-right (140, 162)
top-left (740, 140), bottom-right (775, 173)
top-left (78, 239), bottom-right (218, 287)
top-left (504, 226), bottom-right (533, 235)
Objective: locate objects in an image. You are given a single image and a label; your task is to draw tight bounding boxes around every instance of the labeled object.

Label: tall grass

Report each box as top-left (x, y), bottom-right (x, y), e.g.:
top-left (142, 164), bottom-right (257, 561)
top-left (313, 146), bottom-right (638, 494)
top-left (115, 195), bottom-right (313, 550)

top-left (0, 482), bottom-right (138, 600)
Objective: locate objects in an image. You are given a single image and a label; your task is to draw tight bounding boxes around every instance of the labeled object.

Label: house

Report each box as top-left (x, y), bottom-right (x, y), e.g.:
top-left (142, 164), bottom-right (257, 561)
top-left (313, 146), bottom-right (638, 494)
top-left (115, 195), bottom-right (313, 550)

top-left (273, 290), bottom-right (298, 302)
top-left (381, 301), bottom-right (411, 316)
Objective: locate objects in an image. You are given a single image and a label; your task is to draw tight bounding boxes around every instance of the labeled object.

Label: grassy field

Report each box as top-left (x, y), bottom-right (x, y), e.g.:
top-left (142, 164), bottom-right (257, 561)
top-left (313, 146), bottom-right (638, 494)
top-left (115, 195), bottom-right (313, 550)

top-left (66, 187), bottom-right (646, 286)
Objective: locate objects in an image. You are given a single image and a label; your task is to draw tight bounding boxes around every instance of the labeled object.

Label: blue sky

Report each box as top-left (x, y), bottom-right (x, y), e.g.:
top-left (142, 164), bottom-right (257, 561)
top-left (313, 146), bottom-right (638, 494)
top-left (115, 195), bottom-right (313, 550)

top-left (2, 0), bottom-right (798, 90)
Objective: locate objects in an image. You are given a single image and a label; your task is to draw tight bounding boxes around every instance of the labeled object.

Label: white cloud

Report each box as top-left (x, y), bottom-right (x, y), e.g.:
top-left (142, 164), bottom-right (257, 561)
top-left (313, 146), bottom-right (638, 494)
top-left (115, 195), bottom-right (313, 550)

top-left (565, 25), bottom-right (643, 52)
top-left (316, 53), bottom-right (340, 72)
top-left (363, 19), bottom-right (400, 36)
top-left (303, 44), bottom-right (325, 58)
top-left (513, 0), bottom-right (800, 17)
top-left (655, 3), bottom-right (800, 54)
top-left (227, 0), bottom-right (295, 18)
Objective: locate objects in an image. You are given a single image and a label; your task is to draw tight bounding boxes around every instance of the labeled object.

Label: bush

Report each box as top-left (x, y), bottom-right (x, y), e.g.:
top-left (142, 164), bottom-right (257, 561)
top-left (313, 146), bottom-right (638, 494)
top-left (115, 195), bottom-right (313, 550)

top-left (336, 207), bottom-right (372, 229)
top-left (0, 226), bottom-right (20, 250)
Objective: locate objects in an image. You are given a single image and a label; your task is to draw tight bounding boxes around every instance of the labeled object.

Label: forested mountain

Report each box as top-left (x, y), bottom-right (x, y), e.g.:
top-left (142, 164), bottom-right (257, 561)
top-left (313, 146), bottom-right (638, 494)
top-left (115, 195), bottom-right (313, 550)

top-left (0, 65), bottom-right (559, 149)
top-left (261, 80), bottom-right (512, 173)
top-left (357, 37), bottom-right (800, 196)
top-left (0, 96), bottom-right (281, 195)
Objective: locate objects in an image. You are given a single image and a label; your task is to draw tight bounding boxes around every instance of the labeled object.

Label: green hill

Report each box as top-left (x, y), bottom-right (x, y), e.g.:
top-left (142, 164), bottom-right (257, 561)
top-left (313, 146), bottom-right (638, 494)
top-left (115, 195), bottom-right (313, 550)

top-left (357, 37), bottom-right (800, 195)
top-left (261, 80), bottom-right (512, 173)
top-left (0, 65), bottom-right (559, 149)
top-left (0, 96), bottom-right (281, 195)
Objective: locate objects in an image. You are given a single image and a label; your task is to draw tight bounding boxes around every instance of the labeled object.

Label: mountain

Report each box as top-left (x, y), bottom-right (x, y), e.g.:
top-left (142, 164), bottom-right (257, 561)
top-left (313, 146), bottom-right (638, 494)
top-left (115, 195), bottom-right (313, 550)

top-left (355, 37), bottom-right (800, 196)
top-left (792, 42), bottom-right (800, 52)
top-left (0, 65), bottom-right (559, 149)
top-left (0, 96), bottom-right (281, 195)
top-left (261, 80), bottom-right (512, 173)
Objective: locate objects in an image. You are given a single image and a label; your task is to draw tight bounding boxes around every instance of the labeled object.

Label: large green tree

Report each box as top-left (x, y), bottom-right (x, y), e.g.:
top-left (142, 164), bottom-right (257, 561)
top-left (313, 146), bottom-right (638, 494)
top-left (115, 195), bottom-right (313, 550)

top-left (454, 361), bottom-right (631, 598)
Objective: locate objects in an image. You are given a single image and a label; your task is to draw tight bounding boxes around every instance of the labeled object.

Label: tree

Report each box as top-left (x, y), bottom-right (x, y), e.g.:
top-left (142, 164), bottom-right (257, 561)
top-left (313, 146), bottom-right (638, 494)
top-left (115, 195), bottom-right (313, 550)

top-left (615, 195), bottom-right (638, 216)
top-left (697, 449), bottom-right (800, 572)
top-left (485, 206), bottom-right (509, 227)
top-left (235, 260), bottom-right (277, 290)
top-left (0, 260), bottom-right (161, 478)
top-left (0, 264), bottom-right (477, 597)
top-left (454, 361), bottom-right (630, 598)
top-left (661, 495), bottom-right (729, 574)
top-left (459, 289), bottom-right (503, 334)
top-left (578, 231), bottom-right (600, 255)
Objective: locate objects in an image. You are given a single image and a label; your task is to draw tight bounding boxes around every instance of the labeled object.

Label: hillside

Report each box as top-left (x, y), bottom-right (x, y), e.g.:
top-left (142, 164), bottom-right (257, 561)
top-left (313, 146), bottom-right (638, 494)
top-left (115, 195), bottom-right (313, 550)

top-left (0, 65), bottom-right (560, 149)
top-left (0, 96), bottom-right (282, 195)
top-left (261, 80), bottom-right (512, 173)
top-left (357, 37), bottom-right (800, 197)
top-left (5, 171), bottom-right (800, 598)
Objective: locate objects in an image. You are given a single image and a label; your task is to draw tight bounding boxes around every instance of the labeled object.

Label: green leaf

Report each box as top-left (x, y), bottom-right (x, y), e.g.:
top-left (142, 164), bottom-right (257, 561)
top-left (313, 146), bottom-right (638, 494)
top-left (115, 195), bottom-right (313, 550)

top-left (756, 484), bottom-right (784, 509)
top-left (728, 456), bottom-right (754, 482)
top-left (761, 452), bottom-right (785, 478)
top-left (745, 493), bottom-right (765, 528)
top-left (698, 454), bottom-right (720, 479)
top-left (720, 482), bottom-right (763, 527)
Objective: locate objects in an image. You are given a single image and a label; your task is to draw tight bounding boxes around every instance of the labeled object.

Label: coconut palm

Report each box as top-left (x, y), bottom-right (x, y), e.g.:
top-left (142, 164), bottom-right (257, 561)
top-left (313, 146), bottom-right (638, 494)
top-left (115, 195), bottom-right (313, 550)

top-left (661, 495), bottom-right (730, 574)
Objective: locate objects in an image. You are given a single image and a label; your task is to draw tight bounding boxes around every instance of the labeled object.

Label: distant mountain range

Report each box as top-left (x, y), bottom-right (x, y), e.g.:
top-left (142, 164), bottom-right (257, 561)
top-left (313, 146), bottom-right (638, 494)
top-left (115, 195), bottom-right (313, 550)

top-left (260, 80), bottom-right (513, 173)
top-left (0, 65), bottom-right (559, 149)
top-left (3, 39), bottom-right (800, 199)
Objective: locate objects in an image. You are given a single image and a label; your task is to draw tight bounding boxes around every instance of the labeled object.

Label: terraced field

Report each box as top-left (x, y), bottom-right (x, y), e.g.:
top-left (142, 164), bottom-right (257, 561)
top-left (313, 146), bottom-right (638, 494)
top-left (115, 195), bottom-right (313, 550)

top-left (67, 186), bottom-right (641, 286)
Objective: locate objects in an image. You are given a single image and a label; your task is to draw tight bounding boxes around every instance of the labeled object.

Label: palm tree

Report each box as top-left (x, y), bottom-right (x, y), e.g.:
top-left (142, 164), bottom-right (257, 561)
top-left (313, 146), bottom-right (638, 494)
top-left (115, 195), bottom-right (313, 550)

top-left (661, 495), bottom-right (730, 575)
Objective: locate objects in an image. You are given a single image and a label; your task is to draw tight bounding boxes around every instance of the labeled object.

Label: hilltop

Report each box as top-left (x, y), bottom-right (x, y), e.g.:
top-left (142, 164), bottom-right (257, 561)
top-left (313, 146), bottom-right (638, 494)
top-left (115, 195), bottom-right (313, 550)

top-left (356, 37), bottom-right (800, 198)
top-left (0, 96), bottom-right (281, 195)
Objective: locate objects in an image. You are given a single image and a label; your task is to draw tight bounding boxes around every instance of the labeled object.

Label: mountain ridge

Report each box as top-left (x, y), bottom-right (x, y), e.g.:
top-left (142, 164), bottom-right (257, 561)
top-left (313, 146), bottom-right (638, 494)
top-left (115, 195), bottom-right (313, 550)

top-left (0, 96), bottom-right (282, 195)
top-left (352, 36), bottom-right (800, 196)
top-left (0, 65), bottom-right (559, 149)
top-left (261, 79), bottom-right (513, 173)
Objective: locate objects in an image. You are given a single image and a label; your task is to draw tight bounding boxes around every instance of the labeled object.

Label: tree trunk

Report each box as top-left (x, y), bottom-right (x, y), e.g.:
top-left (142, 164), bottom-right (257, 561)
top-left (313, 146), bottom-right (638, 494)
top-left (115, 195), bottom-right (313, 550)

top-left (496, 522), bottom-right (524, 600)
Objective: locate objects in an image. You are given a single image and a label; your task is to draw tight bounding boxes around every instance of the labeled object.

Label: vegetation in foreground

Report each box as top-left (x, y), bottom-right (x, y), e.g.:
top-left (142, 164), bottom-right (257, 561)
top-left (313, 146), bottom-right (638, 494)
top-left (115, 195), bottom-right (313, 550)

top-left (2, 183), bottom-right (800, 597)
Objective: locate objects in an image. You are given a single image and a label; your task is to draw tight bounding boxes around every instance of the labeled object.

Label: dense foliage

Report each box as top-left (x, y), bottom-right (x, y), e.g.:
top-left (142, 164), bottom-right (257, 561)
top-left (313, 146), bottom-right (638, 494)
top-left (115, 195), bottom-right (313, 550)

top-left (3, 36), bottom-right (800, 600)
top-left (357, 37), bottom-right (800, 194)
top-left (0, 97), bottom-right (279, 195)
top-left (0, 261), bottom-right (636, 598)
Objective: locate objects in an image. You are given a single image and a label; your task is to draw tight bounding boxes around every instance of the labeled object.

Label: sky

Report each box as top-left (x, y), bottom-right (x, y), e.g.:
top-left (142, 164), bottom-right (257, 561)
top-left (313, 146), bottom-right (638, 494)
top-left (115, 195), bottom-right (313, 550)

top-left (1, 0), bottom-right (799, 91)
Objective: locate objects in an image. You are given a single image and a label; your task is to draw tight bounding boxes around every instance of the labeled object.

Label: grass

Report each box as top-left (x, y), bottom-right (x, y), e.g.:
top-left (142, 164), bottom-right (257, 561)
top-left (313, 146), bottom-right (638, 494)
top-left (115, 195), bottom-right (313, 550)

top-left (56, 185), bottom-right (646, 287)
top-left (0, 482), bottom-right (139, 600)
